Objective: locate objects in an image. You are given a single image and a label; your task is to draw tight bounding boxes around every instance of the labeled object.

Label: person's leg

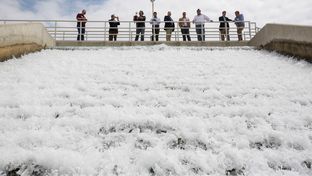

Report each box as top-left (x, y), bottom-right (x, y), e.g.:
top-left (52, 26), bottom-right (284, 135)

top-left (196, 27), bottom-right (201, 41)
top-left (77, 27), bottom-right (81, 41)
top-left (114, 34), bottom-right (117, 41)
top-left (135, 28), bottom-right (140, 41)
top-left (81, 28), bottom-right (85, 41)
top-left (141, 29), bottom-right (145, 41)
top-left (237, 27), bottom-right (243, 41)
top-left (151, 28), bottom-right (155, 41)
top-left (166, 29), bottom-right (172, 41)
top-left (202, 27), bottom-right (205, 41)
top-left (109, 33), bottom-right (113, 41)
top-left (226, 29), bottom-right (230, 41)
top-left (185, 29), bottom-right (191, 41)
top-left (155, 28), bottom-right (159, 41)
top-left (181, 29), bottom-right (186, 41)
top-left (220, 29), bottom-right (225, 41)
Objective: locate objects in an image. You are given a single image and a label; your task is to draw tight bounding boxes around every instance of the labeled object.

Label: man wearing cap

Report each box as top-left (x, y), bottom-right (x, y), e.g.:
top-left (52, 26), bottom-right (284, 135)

top-left (76, 9), bottom-right (87, 41)
top-left (192, 9), bottom-right (212, 41)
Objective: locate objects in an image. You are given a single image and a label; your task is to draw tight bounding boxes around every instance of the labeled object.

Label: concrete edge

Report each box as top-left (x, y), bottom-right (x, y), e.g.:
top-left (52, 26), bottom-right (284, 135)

top-left (0, 23), bottom-right (55, 62)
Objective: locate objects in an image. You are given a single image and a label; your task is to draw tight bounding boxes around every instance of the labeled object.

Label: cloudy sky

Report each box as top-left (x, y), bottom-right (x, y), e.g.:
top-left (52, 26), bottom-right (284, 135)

top-left (1, 0), bottom-right (311, 27)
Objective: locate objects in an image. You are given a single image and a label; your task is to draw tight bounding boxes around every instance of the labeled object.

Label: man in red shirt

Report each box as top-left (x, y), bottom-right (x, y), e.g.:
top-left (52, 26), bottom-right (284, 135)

top-left (76, 9), bottom-right (87, 41)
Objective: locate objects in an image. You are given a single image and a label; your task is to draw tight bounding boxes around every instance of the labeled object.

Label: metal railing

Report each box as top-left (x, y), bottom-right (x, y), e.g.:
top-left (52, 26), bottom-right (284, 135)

top-left (0, 19), bottom-right (258, 42)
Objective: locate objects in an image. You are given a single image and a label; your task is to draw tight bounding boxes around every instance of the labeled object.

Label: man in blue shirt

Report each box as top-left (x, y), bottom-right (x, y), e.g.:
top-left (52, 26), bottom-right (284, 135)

top-left (234, 11), bottom-right (245, 41)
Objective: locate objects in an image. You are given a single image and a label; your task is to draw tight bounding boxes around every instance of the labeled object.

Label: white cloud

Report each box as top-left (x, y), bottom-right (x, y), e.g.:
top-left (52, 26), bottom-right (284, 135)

top-left (1, 0), bottom-right (311, 27)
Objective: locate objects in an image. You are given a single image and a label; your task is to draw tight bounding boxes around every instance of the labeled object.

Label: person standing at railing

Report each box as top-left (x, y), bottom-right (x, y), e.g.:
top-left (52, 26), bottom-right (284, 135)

top-left (76, 9), bottom-right (87, 41)
top-left (179, 12), bottom-right (191, 41)
top-left (150, 12), bottom-right (161, 41)
top-left (164, 11), bottom-right (175, 41)
top-left (234, 11), bottom-right (245, 41)
top-left (109, 14), bottom-right (120, 41)
top-left (133, 11), bottom-right (146, 41)
top-left (219, 11), bottom-right (232, 41)
top-left (192, 9), bottom-right (212, 41)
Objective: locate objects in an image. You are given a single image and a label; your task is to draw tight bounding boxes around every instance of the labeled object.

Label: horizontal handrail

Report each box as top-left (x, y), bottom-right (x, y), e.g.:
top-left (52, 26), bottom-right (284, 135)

top-left (1, 19), bottom-right (258, 42)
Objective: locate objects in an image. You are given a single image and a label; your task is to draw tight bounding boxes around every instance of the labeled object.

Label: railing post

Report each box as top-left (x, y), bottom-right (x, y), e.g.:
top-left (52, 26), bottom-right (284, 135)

top-left (248, 21), bottom-right (252, 40)
top-left (104, 21), bottom-right (107, 41)
top-left (129, 21), bottom-right (132, 41)
top-left (54, 21), bottom-right (57, 40)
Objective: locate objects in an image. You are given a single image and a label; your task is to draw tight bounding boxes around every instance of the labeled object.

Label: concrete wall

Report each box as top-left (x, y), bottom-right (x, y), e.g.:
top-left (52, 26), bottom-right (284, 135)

top-left (249, 23), bottom-right (312, 62)
top-left (0, 23), bottom-right (55, 62)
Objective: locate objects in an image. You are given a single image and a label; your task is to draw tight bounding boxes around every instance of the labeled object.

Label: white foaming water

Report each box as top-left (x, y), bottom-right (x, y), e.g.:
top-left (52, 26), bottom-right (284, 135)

top-left (0, 46), bottom-right (312, 176)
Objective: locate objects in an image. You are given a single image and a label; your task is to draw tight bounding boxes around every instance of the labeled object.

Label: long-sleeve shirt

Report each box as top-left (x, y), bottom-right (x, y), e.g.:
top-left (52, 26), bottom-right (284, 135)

top-left (193, 14), bottom-right (212, 25)
top-left (234, 14), bottom-right (245, 27)
top-left (150, 17), bottom-right (161, 27)
top-left (179, 17), bottom-right (191, 28)
top-left (76, 13), bottom-right (87, 27)
top-left (133, 15), bottom-right (146, 28)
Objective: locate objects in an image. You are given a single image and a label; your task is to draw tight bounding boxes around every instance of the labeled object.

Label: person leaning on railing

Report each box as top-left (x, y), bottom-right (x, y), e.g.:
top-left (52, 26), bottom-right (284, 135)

top-left (219, 11), bottom-right (232, 41)
top-left (192, 9), bottom-right (213, 41)
top-left (234, 11), bottom-right (245, 41)
top-left (108, 14), bottom-right (120, 41)
top-left (150, 12), bottom-right (161, 41)
top-left (76, 9), bottom-right (87, 41)
top-left (179, 12), bottom-right (191, 41)
top-left (133, 11), bottom-right (146, 41)
top-left (164, 11), bottom-right (175, 41)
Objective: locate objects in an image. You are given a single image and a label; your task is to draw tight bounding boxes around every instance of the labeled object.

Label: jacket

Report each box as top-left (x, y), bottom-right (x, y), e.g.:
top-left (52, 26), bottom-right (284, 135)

top-left (164, 15), bottom-right (175, 31)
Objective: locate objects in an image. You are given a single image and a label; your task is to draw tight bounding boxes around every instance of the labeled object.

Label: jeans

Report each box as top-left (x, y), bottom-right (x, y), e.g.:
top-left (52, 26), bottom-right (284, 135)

top-left (135, 28), bottom-right (145, 41)
top-left (77, 27), bottom-right (85, 41)
top-left (181, 28), bottom-right (191, 41)
top-left (151, 26), bottom-right (160, 41)
top-left (196, 24), bottom-right (205, 41)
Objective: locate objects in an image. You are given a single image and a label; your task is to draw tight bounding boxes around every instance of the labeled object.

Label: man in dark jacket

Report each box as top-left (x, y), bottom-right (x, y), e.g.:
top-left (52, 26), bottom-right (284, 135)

top-left (219, 11), bottom-right (232, 41)
top-left (109, 14), bottom-right (120, 41)
top-left (164, 11), bottom-right (175, 41)
top-left (133, 11), bottom-right (146, 41)
top-left (76, 9), bottom-right (87, 41)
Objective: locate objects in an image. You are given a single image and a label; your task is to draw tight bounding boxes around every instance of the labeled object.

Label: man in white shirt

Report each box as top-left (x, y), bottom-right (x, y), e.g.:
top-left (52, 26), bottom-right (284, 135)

top-left (150, 12), bottom-right (161, 41)
top-left (192, 9), bottom-right (212, 41)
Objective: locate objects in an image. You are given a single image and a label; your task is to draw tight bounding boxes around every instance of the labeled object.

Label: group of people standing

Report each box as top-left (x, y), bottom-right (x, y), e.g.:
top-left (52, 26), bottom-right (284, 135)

top-left (76, 9), bottom-right (245, 42)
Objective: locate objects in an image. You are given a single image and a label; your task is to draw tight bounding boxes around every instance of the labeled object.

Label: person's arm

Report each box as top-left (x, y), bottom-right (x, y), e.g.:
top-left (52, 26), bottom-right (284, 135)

top-left (204, 15), bottom-right (212, 22)
top-left (178, 18), bottom-right (182, 28)
top-left (150, 18), bottom-right (153, 25)
top-left (156, 18), bottom-right (161, 25)
top-left (186, 18), bottom-right (191, 27)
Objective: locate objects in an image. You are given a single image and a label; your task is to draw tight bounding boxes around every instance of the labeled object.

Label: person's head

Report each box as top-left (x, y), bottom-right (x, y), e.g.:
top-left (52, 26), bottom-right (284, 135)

top-left (167, 11), bottom-right (171, 16)
top-left (153, 12), bottom-right (157, 17)
top-left (111, 14), bottom-right (115, 19)
top-left (222, 11), bottom-right (226, 16)
top-left (82, 9), bottom-right (86, 15)
top-left (197, 9), bottom-right (201, 15)
top-left (235, 11), bottom-right (240, 17)
top-left (139, 10), bottom-right (144, 16)
top-left (182, 12), bottom-right (186, 18)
